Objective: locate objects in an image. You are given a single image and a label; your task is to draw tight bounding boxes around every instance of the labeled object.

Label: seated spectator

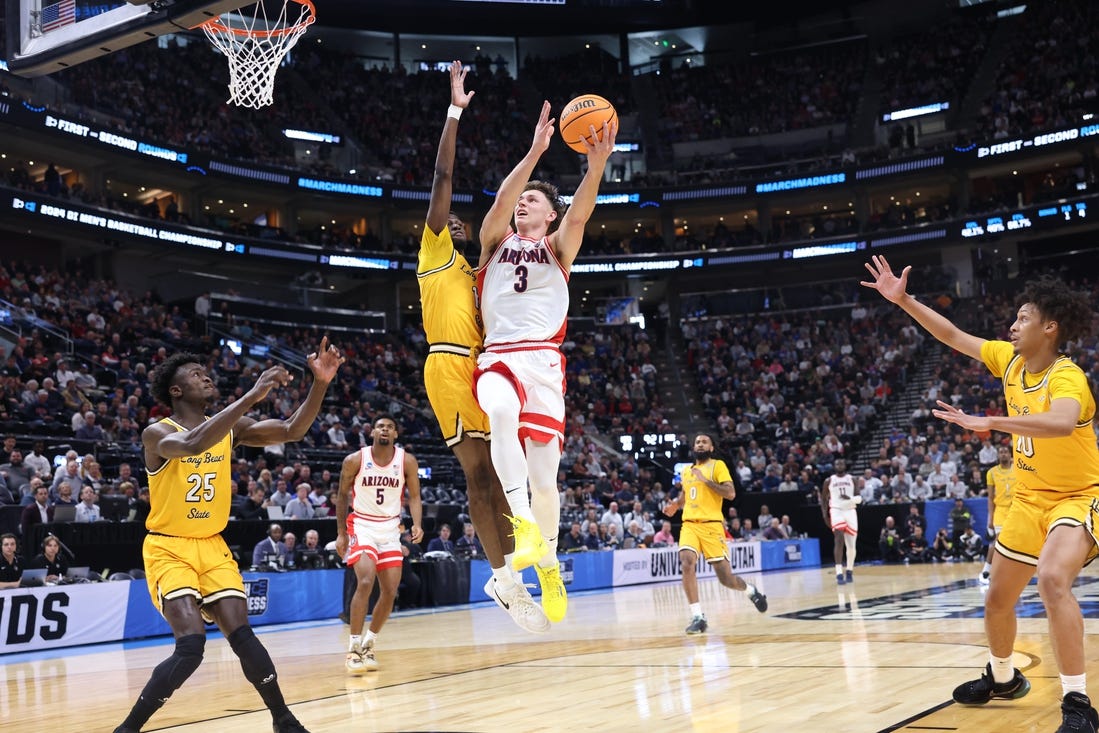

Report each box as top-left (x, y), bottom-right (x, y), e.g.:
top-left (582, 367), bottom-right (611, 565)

top-left (237, 484), bottom-right (270, 521)
top-left (0, 533), bottom-right (23, 588)
top-left (944, 474), bottom-right (969, 500)
top-left (879, 515), bottom-right (902, 562)
top-left (778, 515), bottom-right (795, 538)
top-left (741, 518), bottom-right (758, 540)
top-left (20, 484), bottom-right (53, 536)
top-left (908, 476), bottom-right (933, 503)
top-left (75, 411), bottom-right (106, 442)
top-left (295, 530), bottom-right (325, 569)
top-left (728, 517), bottom-right (747, 541)
top-left (308, 483), bottom-right (330, 510)
top-left (600, 501), bottom-right (625, 538)
top-left (283, 484), bottom-right (315, 520)
top-left (958, 527), bottom-right (985, 562)
top-left (252, 524), bottom-right (289, 568)
top-left (623, 520), bottom-right (646, 548)
top-left (583, 522), bottom-right (605, 550)
top-left (931, 528), bottom-right (954, 561)
top-left (51, 460), bottom-right (82, 500)
top-left (901, 525), bottom-right (931, 563)
top-left (0, 451), bottom-right (35, 498)
top-left (604, 523), bottom-right (623, 549)
top-left (74, 486), bottom-right (101, 522)
top-left (454, 523), bottom-right (484, 557)
top-left (560, 522), bottom-right (586, 551)
top-left (757, 504), bottom-right (774, 531)
top-left (23, 442), bottom-right (52, 482)
top-left (54, 481), bottom-right (78, 506)
top-left (762, 518), bottom-right (788, 540)
top-left (28, 535), bottom-right (68, 583)
top-left (269, 479), bottom-right (293, 508)
top-left (427, 524), bottom-right (455, 554)
top-left (652, 520), bottom-right (676, 547)
top-left (282, 532), bottom-right (298, 569)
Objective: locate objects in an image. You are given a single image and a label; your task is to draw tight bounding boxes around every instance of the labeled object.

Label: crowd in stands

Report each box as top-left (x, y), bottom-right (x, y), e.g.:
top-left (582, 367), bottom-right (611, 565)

top-left (875, 14), bottom-right (992, 112)
top-left (650, 40), bottom-right (866, 146)
top-left (1, 2), bottom-right (1093, 204)
top-left (975, 0), bottom-right (1099, 140)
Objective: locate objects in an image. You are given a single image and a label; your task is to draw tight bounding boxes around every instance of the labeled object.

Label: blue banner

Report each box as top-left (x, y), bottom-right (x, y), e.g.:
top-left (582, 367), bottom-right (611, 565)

top-left (123, 570), bottom-right (344, 640)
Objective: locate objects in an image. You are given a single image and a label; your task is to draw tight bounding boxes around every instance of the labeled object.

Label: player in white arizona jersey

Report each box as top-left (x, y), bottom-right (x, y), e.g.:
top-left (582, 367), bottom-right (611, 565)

top-left (335, 415), bottom-right (422, 674)
top-left (821, 459), bottom-right (860, 585)
top-left (472, 100), bottom-right (617, 624)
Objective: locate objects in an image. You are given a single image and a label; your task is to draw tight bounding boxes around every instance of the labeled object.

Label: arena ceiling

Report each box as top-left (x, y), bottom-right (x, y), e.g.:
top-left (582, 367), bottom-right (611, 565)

top-left (317, 0), bottom-right (861, 37)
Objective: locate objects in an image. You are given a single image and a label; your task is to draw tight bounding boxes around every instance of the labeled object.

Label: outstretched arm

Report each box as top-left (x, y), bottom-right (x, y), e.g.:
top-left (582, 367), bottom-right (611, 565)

top-left (933, 397), bottom-right (1081, 438)
top-left (234, 336), bottom-right (344, 446)
top-left (143, 364), bottom-right (290, 467)
top-left (426, 61), bottom-right (474, 236)
top-left (479, 101), bottom-right (554, 267)
top-left (860, 255), bottom-right (985, 360)
top-left (551, 119), bottom-right (618, 270)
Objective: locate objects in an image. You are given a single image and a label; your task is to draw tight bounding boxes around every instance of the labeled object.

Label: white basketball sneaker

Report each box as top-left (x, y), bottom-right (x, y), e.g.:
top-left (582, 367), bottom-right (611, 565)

top-left (484, 576), bottom-right (550, 634)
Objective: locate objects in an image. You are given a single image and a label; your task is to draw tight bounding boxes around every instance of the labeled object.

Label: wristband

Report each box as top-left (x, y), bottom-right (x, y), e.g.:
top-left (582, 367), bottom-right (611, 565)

top-left (447, 104), bottom-right (463, 120)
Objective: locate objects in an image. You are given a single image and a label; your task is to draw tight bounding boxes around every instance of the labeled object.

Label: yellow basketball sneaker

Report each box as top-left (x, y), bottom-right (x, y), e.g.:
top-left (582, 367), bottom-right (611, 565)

top-left (535, 561), bottom-right (568, 623)
top-left (507, 515), bottom-right (548, 571)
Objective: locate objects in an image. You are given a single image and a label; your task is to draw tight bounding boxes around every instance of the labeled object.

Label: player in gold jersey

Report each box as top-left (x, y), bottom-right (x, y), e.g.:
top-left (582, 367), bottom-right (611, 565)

top-left (115, 338), bottom-right (342, 733)
top-left (864, 256), bottom-right (1099, 730)
top-left (979, 443), bottom-right (1015, 584)
top-left (416, 62), bottom-right (548, 633)
top-left (662, 434), bottom-right (768, 635)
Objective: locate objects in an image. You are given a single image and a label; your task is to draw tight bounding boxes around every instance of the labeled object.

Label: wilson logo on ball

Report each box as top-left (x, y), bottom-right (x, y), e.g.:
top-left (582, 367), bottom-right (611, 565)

top-left (559, 93), bottom-right (617, 153)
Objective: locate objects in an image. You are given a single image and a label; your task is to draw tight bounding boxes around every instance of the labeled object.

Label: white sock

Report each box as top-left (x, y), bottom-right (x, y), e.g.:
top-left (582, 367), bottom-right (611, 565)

top-left (844, 534), bottom-right (857, 569)
top-left (348, 634), bottom-right (361, 652)
top-left (365, 629), bottom-right (378, 645)
top-left (492, 565), bottom-right (515, 589)
top-left (744, 583), bottom-right (757, 597)
top-left (990, 653), bottom-right (1014, 684)
top-left (982, 562), bottom-right (992, 575)
top-left (528, 439), bottom-right (562, 562)
top-left (689, 602), bottom-right (703, 618)
top-left (476, 372), bottom-right (534, 521)
top-left (835, 564), bottom-right (843, 576)
top-left (1061, 673), bottom-right (1088, 698)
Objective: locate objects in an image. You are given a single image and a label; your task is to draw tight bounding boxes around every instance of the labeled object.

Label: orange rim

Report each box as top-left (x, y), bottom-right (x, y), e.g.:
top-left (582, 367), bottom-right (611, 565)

top-left (199, 0), bottom-right (315, 38)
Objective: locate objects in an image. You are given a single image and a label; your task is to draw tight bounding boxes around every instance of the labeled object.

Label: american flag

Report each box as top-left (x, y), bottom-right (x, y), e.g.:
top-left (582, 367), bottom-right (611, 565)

top-left (40, 0), bottom-right (76, 33)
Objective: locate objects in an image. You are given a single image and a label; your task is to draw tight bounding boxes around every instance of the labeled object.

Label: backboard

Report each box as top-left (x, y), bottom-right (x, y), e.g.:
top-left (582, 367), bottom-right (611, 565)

top-left (5, 0), bottom-right (245, 77)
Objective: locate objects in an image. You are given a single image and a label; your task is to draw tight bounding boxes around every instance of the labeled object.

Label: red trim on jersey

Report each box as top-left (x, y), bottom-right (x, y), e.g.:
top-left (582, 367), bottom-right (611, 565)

top-left (365, 445), bottom-right (399, 471)
top-left (472, 360), bottom-right (528, 410)
top-left (540, 234), bottom-right (570, 281)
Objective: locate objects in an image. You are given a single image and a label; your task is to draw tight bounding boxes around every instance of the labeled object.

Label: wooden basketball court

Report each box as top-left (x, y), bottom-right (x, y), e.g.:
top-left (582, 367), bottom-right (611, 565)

top-left (3, 561), bottom-right (1093, 732)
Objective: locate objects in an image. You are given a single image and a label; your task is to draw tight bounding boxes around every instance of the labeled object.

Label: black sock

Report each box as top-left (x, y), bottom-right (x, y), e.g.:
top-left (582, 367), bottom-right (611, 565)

top-left (120, 634), bottom-right (205, 730)
top-left (227, 625), bottom-right (290, 720)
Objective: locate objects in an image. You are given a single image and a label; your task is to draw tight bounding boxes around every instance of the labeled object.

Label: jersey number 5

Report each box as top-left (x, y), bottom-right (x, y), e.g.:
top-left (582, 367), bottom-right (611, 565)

top-left (186, 472), bottom-right (216, 502)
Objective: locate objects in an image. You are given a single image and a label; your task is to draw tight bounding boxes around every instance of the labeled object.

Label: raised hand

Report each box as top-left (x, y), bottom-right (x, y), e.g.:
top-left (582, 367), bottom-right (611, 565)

top-left (860, 254), bottom-right (911, 304)
top-left (531, 100), bottom-right (555, 153)
top-left (450, 60), bottom-right (474, 109)
top-left (250, 365), bottom-right (292, 404)
top-left (306, 335), bottom-right (344, 384)
top-left (581, 118), bottom-right (618, 164)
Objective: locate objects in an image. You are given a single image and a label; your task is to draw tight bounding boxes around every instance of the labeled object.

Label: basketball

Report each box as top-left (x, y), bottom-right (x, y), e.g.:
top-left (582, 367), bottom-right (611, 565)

top-left (559, 94), bottom-right (618, 153)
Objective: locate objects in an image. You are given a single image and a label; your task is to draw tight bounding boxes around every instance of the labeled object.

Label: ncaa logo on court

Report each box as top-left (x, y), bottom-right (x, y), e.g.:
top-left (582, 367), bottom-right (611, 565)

top-left (780, 577), bottom-right (1099, 621)
top-left (243, 579), bottom-right (270, 616)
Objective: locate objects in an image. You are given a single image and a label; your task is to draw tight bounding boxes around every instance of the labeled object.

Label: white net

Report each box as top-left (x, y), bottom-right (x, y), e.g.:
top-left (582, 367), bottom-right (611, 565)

top-left (201, 0), bottom-right (315, 109)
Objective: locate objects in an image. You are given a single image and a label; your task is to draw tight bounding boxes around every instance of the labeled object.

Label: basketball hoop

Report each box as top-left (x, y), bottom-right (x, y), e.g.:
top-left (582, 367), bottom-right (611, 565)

top-left (199, 0), bottom-right (315, 109)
